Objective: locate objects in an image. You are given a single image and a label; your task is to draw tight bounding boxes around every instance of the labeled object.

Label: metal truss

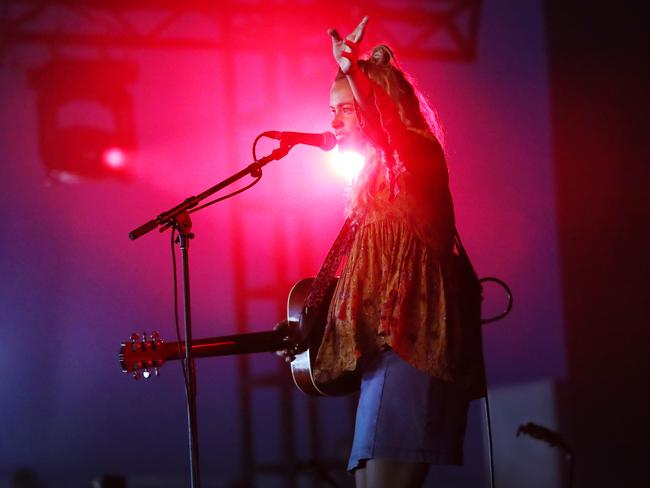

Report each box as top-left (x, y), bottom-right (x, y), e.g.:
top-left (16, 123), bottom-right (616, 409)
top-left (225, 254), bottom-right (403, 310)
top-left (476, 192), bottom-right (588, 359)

top-left (1, 0), bottom-right (482, 61)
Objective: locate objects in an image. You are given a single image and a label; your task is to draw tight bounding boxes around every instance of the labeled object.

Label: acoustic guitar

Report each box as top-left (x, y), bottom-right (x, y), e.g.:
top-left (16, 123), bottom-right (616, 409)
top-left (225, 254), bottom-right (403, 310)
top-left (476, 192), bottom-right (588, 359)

top-left (119, 277), bottom-right (359, 396)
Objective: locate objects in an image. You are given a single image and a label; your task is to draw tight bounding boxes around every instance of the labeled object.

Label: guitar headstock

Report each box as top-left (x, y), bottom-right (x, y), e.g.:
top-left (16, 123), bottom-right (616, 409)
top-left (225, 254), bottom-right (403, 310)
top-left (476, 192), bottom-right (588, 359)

top-left (119, 331), bottom-right (165, 380)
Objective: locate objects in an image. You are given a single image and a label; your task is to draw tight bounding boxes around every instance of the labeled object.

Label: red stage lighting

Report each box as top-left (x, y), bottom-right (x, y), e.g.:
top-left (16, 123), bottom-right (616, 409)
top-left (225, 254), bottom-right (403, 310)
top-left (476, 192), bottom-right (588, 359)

top-left (28, 59), bottom-right (137, 183)
top-left (328, 147), bottom-right (365, 181)
top-left (102, 147), bottom-right (127, 169)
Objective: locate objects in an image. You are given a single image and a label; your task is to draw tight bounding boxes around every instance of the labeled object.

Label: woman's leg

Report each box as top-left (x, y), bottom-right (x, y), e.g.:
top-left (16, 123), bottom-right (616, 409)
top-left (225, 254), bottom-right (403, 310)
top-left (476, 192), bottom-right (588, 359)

top-left (354, 465), bottom-right (367, 488)
top-left (355, 459), bottom-right (430, 488)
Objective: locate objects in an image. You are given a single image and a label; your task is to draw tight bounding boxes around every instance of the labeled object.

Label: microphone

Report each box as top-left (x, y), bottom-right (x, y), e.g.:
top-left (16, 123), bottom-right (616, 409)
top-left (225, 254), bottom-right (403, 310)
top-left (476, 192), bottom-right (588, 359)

top-left (263, 131), bottom-right (336, 151)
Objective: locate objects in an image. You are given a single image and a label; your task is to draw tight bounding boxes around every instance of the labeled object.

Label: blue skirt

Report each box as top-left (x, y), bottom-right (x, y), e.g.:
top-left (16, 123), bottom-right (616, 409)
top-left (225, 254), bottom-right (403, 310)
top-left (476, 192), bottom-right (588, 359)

top-left (348, 349), bottom-right (470, 471)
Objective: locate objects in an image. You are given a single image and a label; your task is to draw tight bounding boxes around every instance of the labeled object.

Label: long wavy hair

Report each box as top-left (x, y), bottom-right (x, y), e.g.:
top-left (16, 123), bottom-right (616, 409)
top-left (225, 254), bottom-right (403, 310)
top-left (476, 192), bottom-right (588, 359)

top-left (337, 44), bottom-right (445, 217)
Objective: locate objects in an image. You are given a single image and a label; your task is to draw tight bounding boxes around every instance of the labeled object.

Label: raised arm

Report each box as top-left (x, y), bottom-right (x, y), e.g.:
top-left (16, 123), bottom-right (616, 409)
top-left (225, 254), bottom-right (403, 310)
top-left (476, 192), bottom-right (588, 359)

top-left (328, 17), bottom-right (375, 113)
top-left (328, 17), bottom-right (447, 178)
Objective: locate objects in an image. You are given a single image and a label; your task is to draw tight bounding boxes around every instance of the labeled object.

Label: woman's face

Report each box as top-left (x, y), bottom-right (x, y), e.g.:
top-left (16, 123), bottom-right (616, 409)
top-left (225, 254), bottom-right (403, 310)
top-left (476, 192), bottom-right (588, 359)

top-left (329, 79), bottom-right (366, 150)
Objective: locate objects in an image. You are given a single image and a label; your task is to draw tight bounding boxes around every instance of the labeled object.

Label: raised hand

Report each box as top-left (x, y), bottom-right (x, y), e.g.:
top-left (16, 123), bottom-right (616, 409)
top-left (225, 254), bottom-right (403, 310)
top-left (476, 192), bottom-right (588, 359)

top-left (328, 16), bottom-right (368, 74)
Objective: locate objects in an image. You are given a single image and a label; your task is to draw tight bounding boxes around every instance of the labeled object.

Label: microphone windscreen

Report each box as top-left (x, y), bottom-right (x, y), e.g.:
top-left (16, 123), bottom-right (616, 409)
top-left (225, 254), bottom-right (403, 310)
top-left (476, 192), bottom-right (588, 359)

top-left (321, 131), bottom-right (336, 151)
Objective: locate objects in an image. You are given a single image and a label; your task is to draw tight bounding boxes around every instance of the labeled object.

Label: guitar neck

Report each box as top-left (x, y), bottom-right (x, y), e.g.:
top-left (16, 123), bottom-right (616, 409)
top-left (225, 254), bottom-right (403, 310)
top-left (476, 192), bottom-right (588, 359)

top-left (120, 329), bottom-right (288, 374)
top-left (169, 330), bottom-right (287, 359)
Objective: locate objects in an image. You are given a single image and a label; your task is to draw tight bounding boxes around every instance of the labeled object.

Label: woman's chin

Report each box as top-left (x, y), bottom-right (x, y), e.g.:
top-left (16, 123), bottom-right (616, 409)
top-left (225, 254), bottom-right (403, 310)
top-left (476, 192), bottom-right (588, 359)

top-left (337, 137), bottom-right (364, 152)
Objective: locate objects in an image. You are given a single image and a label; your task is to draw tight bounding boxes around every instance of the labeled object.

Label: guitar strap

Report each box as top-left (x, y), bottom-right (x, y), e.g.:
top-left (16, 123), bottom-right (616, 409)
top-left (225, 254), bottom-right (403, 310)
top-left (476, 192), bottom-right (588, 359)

top-left (303, 217), bottom-right (358, 311)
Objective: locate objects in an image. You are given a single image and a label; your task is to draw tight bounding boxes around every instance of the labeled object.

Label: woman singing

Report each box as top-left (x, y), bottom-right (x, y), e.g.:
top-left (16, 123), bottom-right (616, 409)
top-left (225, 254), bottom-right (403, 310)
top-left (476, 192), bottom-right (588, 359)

top-left (285, 16), bottom-right (485, 488)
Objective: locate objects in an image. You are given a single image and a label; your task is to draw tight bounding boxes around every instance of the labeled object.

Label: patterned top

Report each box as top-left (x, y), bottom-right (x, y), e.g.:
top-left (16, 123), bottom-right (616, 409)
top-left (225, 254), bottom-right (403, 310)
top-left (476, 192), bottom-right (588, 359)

top-left (314, 128), bottom-right (485, 396)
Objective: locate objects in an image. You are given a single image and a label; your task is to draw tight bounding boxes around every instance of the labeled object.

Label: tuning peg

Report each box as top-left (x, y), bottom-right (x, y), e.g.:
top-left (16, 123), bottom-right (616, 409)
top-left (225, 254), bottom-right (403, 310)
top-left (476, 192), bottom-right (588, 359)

top-left (143, 368), bottom-right (151, 379)
top-left (130, 333), bottom-right (140, 343)
top-left (132, 369), bottom-right (141, 380)
top-left (154, 367), bottom-right (160, 377)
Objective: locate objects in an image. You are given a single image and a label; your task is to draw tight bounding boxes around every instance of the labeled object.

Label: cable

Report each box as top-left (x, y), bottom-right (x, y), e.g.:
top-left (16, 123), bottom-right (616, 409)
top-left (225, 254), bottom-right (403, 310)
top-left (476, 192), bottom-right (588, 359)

top-left (170, 226), bottom-right (190, 395)
top-left (483, 391), bottom-right (496, 488)
top-left (252, 132), bottom-right (265, 161)
top-left (171, 133), bottom-right (268, 387)
top-left (188, 174), bottom-right (261, 214)
top-left (161, 135), bottom-right (276, 488)
top-left (476, 278), bottom-right (509, 487)
top-left (478, 278), bottom-right (511, 488)
top-left (480, 277), bottom-right (513, 324)
top-left (165, 133), bottom-right (271, 476)
top-left (186, 132), bottom-right (269, 214)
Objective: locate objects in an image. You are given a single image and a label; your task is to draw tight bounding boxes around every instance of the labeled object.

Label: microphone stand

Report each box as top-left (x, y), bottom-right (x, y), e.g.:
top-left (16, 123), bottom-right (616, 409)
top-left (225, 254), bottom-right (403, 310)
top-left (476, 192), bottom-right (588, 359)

top-left (128, 143), bottom-right (293, 488)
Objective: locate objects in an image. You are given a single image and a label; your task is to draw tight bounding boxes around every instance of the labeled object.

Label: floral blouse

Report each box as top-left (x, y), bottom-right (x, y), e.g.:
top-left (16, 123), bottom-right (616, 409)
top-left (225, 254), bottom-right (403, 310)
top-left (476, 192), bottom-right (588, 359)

top-left (313, 128), bottom-right (485, 398)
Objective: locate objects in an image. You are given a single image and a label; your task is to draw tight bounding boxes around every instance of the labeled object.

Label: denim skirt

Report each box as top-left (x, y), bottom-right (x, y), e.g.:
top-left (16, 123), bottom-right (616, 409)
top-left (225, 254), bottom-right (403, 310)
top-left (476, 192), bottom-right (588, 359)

top-left (348, 349), bottom-right (470, 471)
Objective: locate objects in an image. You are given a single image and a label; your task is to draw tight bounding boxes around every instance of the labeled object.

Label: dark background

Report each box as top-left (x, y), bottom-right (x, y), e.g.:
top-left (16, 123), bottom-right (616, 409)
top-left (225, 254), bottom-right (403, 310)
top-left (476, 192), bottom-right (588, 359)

top-left (547, 2), bottom-right (649, 486)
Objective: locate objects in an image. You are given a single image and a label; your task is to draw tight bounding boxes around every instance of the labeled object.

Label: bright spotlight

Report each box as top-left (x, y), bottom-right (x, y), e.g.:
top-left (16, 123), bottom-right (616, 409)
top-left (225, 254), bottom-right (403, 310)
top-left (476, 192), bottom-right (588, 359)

top-left (28, 59), bottom-right (137, 183)
top-left (328, 146), bottom-right (365, 181)
top-left (103, 147), bottom-right (127, 169)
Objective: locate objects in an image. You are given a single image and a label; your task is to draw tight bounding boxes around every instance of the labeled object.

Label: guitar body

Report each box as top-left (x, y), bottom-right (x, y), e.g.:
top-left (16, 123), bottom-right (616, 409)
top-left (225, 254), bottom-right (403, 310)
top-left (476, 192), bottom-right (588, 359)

top-left (288, 278), bottom-right (360, 396)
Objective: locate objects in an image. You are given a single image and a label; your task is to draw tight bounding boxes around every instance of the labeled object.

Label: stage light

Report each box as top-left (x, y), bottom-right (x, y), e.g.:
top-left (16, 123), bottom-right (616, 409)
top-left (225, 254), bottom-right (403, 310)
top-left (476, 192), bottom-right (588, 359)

top-left (328, 146), bottom-right (365, 181)
top-left (28, 59), bottom-right (137, 183)
top-left (102, 147), bottom-right (128, 169)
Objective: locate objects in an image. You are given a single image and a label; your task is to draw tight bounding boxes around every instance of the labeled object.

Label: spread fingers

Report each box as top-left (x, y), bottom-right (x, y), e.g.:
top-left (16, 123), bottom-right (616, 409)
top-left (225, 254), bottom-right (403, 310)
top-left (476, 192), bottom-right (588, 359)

top-left (328, 28), bottom-right (343, 42)
top-left (351, 16), bottom-right (368, 43)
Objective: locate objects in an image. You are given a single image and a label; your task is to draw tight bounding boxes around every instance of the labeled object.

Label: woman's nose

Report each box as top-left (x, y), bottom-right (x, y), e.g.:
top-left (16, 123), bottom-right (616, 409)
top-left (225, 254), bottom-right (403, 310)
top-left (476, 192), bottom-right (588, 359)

top-left (331, 115), bottom-right (343, 129)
